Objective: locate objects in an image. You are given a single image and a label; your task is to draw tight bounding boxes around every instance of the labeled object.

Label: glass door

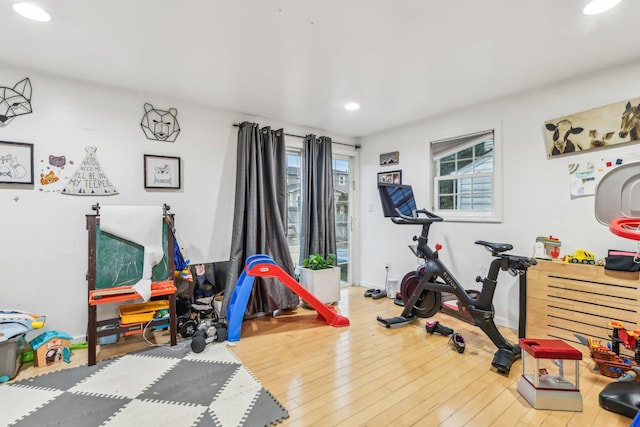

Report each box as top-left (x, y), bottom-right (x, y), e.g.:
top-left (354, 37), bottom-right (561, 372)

top-left (286, 152), bottom-right (302, 267)
top-left (286, 151), bottom-right (356, 286)
top-left (333, 156), bottom-right (352, 285)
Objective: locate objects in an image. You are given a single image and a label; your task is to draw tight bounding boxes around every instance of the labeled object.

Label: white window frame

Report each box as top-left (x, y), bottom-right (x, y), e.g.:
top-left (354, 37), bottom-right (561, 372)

top-left (429, 124), bottom-right (503, 223)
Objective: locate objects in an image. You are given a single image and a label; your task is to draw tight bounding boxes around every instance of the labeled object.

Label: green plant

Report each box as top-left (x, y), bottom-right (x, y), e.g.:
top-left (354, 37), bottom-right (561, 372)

top-left (302, 253), bottom-right (337, 270)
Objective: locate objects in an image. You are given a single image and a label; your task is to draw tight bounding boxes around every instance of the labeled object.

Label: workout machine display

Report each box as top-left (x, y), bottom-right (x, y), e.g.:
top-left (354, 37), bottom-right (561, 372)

top-left (376, 183), bottom-right (537, 375)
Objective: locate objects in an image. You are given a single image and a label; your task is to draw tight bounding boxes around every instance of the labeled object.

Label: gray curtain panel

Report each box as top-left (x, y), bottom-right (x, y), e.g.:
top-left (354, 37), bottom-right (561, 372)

top-left (223, 122), bottom-right (299, 318)
top-left (299, 135), bottom-right (337, 264)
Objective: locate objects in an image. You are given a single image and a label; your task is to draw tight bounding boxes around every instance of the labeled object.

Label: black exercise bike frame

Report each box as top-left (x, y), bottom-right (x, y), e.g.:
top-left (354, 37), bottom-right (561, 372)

top-left (387, 208), bottom-right (536, 361)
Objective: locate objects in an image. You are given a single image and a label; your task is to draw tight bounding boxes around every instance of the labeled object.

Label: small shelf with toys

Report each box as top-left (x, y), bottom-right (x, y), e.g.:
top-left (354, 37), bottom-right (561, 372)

top-left (86, 204), bottom-right (178, 366)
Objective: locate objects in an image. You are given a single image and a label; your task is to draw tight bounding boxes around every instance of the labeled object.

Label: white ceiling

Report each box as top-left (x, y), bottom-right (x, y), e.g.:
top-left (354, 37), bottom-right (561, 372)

top-left (2, 0), bottom-right (640, 138)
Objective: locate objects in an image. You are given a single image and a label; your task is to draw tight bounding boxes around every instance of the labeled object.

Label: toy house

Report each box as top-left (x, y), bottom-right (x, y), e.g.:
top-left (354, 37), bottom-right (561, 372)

top-left (29, 331), bottom-right (73, 368)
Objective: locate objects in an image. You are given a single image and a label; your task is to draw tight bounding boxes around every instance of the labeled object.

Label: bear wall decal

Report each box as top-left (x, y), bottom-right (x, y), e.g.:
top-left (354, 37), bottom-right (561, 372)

top-left (140, 102), bottom-right (181, 142)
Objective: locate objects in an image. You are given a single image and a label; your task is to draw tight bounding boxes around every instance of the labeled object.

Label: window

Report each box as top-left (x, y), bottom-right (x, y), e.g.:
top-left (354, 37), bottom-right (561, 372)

top-left (286, 152), bottom-right (302, 263)
top-left (430, 128), bottom-right (502, 222)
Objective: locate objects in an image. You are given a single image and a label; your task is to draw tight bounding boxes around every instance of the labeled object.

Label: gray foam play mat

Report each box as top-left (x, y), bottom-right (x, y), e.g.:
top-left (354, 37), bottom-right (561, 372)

top-left (0, 342), bottom-right (288, 426)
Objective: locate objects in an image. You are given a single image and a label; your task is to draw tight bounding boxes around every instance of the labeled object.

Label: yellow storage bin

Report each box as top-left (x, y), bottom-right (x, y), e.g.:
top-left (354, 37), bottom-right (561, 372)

top-left (118, 300), bottom-right (169, 324)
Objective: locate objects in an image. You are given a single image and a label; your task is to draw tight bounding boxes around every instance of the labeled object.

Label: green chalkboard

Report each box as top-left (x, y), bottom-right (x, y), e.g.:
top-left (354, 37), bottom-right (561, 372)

top-left (95, 224), bottom-right (169, 289)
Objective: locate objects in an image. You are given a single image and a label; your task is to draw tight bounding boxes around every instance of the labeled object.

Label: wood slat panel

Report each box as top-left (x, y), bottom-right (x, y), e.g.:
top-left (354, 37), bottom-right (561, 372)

top-left (527, 261), bottom-right (640, 356)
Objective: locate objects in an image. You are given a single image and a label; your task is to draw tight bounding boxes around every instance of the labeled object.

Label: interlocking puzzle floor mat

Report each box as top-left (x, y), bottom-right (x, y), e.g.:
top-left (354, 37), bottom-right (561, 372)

top-left (0, 342), bottom-right (288, 427)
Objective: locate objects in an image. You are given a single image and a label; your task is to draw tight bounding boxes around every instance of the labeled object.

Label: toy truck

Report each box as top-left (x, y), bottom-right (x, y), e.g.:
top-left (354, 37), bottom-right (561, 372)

top-left (563, 249), bottom-right (596, 265)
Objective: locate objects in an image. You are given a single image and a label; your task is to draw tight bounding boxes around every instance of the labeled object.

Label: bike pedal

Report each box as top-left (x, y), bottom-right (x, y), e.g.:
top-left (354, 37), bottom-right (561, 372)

top-left (425, 320), bottom-right (453, 336)
top-left (449, 332), bottom-right (466, 354)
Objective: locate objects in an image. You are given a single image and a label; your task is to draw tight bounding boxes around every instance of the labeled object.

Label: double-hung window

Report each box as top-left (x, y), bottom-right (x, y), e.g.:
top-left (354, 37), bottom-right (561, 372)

top-left (430, 128), bottom-right (502, 222)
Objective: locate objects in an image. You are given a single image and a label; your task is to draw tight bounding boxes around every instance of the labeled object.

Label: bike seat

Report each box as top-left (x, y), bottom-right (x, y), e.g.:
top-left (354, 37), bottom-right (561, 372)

top-left (475, 240), bottom-right (513, 254)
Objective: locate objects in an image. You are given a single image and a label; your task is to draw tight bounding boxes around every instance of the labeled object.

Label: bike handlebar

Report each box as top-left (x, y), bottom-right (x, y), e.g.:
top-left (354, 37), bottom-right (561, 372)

top-left (389, 206), bottom-right (537, 276)
top-left (390, 208), bottom-right (444, 225)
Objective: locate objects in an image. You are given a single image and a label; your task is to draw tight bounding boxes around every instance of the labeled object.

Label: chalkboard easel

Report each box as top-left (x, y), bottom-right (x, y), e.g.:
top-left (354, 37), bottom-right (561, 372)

top-left (86, 203), bottom-right (177, 366)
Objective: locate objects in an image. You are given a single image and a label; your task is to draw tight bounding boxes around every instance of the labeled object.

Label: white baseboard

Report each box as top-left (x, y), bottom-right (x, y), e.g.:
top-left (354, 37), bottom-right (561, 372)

top-left (358, 281), bottom-right (383, 290)
top-left (72, 334), bottom-right (87, 344)
top-left (494, 315), bottom-right (518, 331)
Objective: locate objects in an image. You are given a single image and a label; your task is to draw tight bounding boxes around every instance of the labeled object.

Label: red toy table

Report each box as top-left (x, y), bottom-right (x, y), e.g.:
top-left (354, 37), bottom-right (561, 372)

top-left (520, 338), bottom-right (583, 360)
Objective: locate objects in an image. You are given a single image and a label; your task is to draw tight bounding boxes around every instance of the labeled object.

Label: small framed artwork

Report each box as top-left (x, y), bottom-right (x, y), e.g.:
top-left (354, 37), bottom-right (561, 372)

top-left (378, 170), bottom-right (402, 185)
top-left (144, 154), bottom-right (181, 189)
top-left (380, 151), bottom-right (399, 166)
top-left (0, 141), bottom-right (34, 184)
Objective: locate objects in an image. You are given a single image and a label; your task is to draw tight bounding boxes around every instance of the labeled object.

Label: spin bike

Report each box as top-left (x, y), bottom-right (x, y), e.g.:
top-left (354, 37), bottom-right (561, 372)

top-left (376, 208), bottom-right (536, 374)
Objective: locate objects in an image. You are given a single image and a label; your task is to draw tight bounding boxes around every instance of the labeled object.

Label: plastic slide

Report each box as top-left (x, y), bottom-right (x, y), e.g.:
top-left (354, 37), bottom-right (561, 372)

top-left (226, 254), bottom-right (349, 342)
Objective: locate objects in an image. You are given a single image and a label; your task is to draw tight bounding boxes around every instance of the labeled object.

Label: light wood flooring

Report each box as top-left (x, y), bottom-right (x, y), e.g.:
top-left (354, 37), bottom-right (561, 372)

top-left (10, 286), bottom-right (634, 426)
top-left (230, 286), bottom-right (632, 427)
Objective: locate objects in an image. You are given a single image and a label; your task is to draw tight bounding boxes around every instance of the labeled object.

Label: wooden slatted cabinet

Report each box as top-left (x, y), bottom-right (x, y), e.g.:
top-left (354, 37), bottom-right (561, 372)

top-left (526, 260), bottom-right (640, 356)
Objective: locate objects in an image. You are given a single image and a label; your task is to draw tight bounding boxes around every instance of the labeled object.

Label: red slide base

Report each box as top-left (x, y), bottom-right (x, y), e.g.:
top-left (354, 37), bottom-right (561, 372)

top-left (245, 261), bottom-right (350, 327)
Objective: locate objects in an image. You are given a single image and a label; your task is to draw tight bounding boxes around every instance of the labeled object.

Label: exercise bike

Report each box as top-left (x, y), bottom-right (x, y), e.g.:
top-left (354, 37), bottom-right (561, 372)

top-left (376, 184), bottom-right (536, 375)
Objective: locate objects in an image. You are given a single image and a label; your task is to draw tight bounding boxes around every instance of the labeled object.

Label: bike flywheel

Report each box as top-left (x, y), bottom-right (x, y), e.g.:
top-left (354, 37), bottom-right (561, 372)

top-left (400, 271), bottom-right (441, 318)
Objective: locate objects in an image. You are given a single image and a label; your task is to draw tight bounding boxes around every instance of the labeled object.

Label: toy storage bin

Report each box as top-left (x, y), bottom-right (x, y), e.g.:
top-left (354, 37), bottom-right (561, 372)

top-left (98, 325), bottom-right (119, 345)
top-left (0, 333), bottom-right (26, 381)
top-left (118, 300), bottom-right (169, 324)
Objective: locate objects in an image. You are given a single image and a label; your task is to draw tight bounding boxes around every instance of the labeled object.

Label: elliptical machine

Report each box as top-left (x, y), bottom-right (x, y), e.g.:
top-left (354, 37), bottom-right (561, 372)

top-left (376, 183), bottom-right (536, 375)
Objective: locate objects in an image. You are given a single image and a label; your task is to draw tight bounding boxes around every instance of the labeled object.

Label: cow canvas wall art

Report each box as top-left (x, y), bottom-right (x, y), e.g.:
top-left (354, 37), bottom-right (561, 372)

top-left (543, 96), bottom-right (640, 158)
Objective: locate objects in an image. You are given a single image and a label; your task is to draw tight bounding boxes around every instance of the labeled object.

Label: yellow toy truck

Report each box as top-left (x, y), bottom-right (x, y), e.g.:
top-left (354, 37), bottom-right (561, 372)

top-left (563, 249), bottom-right (596, 265)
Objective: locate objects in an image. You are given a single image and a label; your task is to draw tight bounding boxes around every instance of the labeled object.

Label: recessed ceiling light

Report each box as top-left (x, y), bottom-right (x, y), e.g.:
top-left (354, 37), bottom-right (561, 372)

top-left (344, 102), bottom-right (360, 111)
top-left (13, 2), bottom-right (51, 22)
top-left (583, 0), bottom-right (622, 15)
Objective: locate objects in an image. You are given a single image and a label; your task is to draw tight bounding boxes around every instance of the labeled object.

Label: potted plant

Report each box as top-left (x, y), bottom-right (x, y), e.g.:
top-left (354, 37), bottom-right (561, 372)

top-left (302, 253), bottom-right (337, 270)
top-left (299, 253), bottom-right (340, 304)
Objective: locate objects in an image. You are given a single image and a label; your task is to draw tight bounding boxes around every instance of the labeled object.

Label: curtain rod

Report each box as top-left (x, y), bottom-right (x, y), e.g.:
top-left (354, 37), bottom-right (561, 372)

top-left (232, 123), bottom-right (360, 149)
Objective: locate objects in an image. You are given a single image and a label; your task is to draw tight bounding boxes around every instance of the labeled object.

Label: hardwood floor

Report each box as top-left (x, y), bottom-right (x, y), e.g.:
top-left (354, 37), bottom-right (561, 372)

top-left (230, 286), bottom-right (631, 427)
top-left (10, 286), bottom-right (633, 426)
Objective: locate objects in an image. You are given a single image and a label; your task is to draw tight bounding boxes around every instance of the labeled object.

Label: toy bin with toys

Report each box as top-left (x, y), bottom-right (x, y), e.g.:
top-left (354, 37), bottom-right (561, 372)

top-left (0, 334), bottom-right (26, 382)
top-left (117, 300), bottom-right (170, 337)
top-left (0, 309), bottom-right (47, 382)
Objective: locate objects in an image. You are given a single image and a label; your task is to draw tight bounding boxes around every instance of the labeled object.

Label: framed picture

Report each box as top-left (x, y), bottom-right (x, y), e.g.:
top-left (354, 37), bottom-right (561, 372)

top-left (543, 96), bottom-right (640, 158)
top-left (144, 154), bottom-right (181, 189)
top-left (377, 170), bottom-right (402, 185)
top-left (0, 141), bottom-right (34, 184)
top-left (379, 151), bottom-right (399, 166)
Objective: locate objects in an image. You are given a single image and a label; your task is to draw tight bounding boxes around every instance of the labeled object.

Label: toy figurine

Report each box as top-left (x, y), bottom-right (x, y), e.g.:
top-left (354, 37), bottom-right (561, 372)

top-left (576, 321), bottom-right (640, 380)
top-left (534, 236), bottom-right (561, 259)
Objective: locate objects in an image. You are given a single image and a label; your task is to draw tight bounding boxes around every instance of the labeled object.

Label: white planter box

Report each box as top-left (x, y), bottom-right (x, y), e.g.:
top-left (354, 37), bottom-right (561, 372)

top-left (299, 266), bottom-right (340, 304)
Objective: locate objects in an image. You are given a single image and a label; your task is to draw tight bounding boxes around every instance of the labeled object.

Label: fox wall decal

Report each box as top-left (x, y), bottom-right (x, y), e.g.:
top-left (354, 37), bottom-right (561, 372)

top-left (0, 78), bottom-right (33, 126)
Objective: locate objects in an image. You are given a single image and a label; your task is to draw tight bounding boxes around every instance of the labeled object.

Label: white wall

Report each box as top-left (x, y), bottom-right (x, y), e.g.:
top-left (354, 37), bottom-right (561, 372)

top-left (5, 59), bottom-right (639, 340)
top-left (358, 60), bottom-right (640, 329)
top-left (0, 65), bottom-right (354, 340)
